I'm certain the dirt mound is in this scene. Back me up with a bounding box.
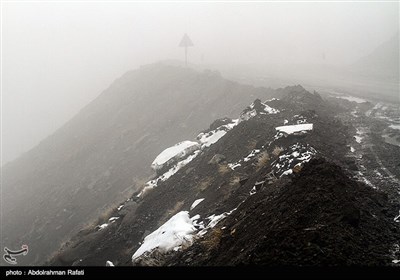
[167,158,400,266]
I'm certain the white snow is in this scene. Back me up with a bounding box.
[240,102,279,121]
[284,119,288,125]
[350,146,355,153]
[263,103,279,114]
[108,217,119,222]
[275,123,313,135]
[355,136,362,143]
[106,261,114,267]
[98,223,108,231]
[240,109,257,121]
[228,162,241,170]
[132,211,198,261]
[224,119,240,130]
[281,169,293,177]
[394,211,400,223]
[117,205,124,211]
[190,198,205,210]
[151,141,199,170]
[227,149,261,171]
[291,151,300,157]
[198,130,227,148]
[249,186,256,196]
[197,208,237,236]
[243,149,260,162]
[197,119,239,148]
[207,213,228,228]
[140,150,201,196]
[272,143,317,177]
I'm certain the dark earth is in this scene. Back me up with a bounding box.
[48,83,400,267]
[166,158,400,266]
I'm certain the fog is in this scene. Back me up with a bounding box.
[2,1,399,164]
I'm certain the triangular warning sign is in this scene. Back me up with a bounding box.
[179,33,194,47]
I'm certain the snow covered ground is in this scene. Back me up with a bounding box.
[272,143,317,177]
[190,198,205,210]
[275,124,313,135]
[132,211,198,261]
[139,151,201,197]
[240,100,279,121]
[151,141,200,170]
[197,119,239,148]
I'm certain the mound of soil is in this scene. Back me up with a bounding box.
[167,158,400,266]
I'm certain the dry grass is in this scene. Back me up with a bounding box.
[256,151,270,170]
[272,146,284,157]
[229,175,241,186]
[201,228,223,250]
[197,176,212,192]
[78,204,117,232]
[293,163,303,173]
[218,164,230,175]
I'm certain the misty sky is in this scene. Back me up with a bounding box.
[2,1,399,164]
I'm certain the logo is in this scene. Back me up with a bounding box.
[3,245,29,265]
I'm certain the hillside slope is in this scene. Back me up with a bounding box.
[2,63,274,265]
[50,85,399,266]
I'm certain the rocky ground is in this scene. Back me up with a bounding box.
[48,86,400,267]
[166,158,400,266]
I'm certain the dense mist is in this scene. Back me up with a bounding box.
[2,1,399,163]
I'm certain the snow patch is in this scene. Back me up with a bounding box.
[394,211,400,223]
[275,124,313,135]
[190,198,205,210]
[151,141,199,170]
[350,146,355,153]
[240,101,279,121]
[198,130,227,148]
[106,261,114,266]
[206,208,237,229]
[97,223,108,231]
[281,169,293,177]
[198,208,237,236]
[243,149,261,162]
[272,143,317,177]
[139,151,201,197]
[132,211,198,261]
[228,163,241,170]
[117,205,124,211]
[227,149,261,171]
[197,119,239,148]
[108,217,119,222]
